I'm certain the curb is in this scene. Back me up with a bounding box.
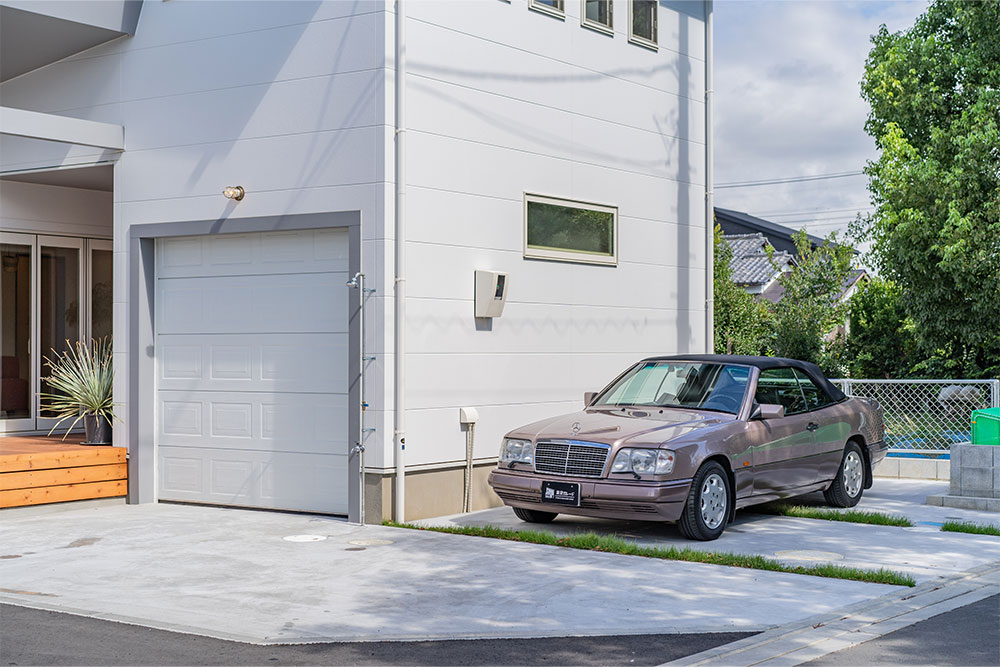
[662,560,1000,666]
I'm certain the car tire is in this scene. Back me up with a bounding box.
[678,461,730,541]
[824,441,865,508]
[512,507,558,523]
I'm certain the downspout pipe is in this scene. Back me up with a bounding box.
[704,0,715,354]
[394,0,407,522]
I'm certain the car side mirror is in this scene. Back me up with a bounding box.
[751,403,785,420]
[584,391,598,407]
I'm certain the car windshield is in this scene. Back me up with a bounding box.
[594,361,750,414]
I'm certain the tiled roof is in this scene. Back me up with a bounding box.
[723,233,793,286]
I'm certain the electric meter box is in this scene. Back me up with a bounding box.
[475,270,508,318]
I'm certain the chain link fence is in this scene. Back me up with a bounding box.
[832,379,1000,452]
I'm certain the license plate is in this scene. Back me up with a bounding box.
[541,480,580,507]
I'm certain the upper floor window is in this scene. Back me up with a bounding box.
[582,0,613,33]
[524,194,618,266]
[630,0,658,49]
[530,0,565,18]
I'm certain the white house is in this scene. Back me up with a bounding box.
[0,0,713,521]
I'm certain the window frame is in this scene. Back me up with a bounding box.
[792,368,836,412]
[755,367,809,416]
[523,193,619,266]
[529,0,566,19]
[628,0,658,50]
[581,0,614,35]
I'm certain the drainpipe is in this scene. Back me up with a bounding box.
[394,0,407,523]
[704,0,715,354]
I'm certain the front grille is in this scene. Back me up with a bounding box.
[534,440,609,478]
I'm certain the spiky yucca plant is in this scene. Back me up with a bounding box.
[40,337,116,438]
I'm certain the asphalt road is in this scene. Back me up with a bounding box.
[0,604,754,666]
[805,593,1000,666]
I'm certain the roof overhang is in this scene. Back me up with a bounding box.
[0,106,123,150]
[0,1,142,82]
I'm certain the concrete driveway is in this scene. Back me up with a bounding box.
[416,479,1000,583]
[2,501,900,645]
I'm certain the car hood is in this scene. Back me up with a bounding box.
[509,407,733,448]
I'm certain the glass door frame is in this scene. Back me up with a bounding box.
[0,232,37,433]
[0,234,110,434]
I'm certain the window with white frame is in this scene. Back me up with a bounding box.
[582,0,613,33]
[529,0,565,18]
[524,194,618,265]
[630,0,657,48]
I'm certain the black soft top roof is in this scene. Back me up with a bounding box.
[647,354,847,402]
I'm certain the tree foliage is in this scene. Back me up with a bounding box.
[713,226,772,356]
[860,1,1000,377]
[846,278,919,378]
[770,231,855,375]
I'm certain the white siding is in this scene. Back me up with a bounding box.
[0,180,112,238]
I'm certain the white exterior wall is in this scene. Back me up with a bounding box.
[1,0,708,493]
[390,0,708,472]
[0,1,389,457]
[0,180,112,238]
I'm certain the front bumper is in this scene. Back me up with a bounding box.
[488,469,692,522]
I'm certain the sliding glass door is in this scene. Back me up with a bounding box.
[0,233,111,434]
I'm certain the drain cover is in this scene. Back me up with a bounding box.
[283,535,327,543]
[774,550,844,561]
[349,539,394,546]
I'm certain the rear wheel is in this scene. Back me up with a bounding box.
[678,461,730,541]
[824,441,865,508]
[513,507,558,523]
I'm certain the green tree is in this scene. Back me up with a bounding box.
[770,231,855,375]
[846,278,919,378]
[860,1,1000,377]
[713,226,772,355]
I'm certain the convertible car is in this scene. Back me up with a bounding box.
[488,354,887,540]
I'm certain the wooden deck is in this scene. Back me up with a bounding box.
[0,435,127,508]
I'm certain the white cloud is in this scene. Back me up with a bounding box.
[714,0,927,243]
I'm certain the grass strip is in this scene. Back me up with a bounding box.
[384,521,915,587]
[940,521,1000,537]
[755,503,913,527]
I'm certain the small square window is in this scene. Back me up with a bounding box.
[629,0,658,49]
[524,194,618,266]
[529,0,565,19]
[582,0,613,34]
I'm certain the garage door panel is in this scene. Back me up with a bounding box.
[158,229,349,278]
[159,446,348,514]
[158,272,348,335]
[158,391,348,455]
[156,229,351,514]
[158,333,348,393]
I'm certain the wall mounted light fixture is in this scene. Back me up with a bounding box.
[222,185,245,201]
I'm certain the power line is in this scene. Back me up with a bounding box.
[716,170,865,189]
[761,205,873,218]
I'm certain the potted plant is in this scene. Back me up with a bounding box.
[40,337,116,445]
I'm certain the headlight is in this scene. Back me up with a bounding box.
[611,448,675,475]
[499,438,533,466]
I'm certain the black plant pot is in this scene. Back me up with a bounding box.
[82,414,112,445]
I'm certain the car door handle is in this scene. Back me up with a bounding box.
[806,423,819,432]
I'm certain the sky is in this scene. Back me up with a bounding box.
[713,0,928,247]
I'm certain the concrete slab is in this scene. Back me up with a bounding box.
[0,502,897,644]
[417,479,1000,583]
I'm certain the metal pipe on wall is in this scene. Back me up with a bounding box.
[704,0,715,354]
[394,0,407,523]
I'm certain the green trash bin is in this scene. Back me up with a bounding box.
[971,407,1000,446]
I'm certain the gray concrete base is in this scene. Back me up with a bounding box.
[875,456,949,481]
[927,494,1000,512]
[950,443,1000,498]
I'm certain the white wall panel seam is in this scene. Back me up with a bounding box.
[119,180,384,205]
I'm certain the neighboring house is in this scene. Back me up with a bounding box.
[0,1,713,522]
[716,206,827,257]
[722,233,795,297]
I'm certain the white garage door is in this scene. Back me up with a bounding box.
[155,229,350,514]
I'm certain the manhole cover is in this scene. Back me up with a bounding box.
[349,539,394,546]
[774,550,844,561]
[283,535,327,543]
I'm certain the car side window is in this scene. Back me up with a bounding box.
[755,368,807,415]
[793,369,834,411]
